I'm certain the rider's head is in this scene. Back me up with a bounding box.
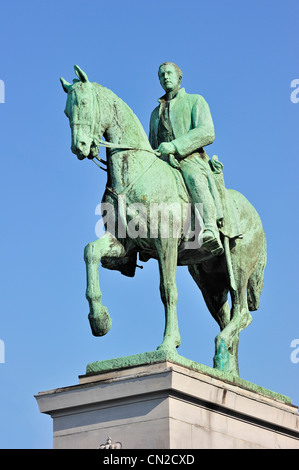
[158,62,182,94]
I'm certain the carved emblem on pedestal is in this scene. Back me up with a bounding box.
[99,436,122,449]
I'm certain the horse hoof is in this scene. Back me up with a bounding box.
[157,344,179,355]
[157,335,181,354]
[213,339,239,376]
[88,307,112,336]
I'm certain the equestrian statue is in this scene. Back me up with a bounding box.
[60,64,266,376]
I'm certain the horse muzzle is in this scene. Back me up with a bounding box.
[71,141,90,160]
[72,139,99,160]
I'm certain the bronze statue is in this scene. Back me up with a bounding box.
[60,65,266,376]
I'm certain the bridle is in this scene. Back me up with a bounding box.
[69,85,179,173]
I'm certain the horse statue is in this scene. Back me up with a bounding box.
[60,65,267,376]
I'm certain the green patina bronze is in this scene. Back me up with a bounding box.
[84,351,291,404]
[60,64,267,378]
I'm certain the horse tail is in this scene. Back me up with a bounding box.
[247,231,267,311]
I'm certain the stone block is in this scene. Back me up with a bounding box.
[35,355,299,449]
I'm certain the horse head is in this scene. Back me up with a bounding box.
[60,65,104,160]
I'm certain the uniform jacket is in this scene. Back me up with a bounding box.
[149,88,215,157]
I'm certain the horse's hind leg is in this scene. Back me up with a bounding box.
[214,284,252,376]
[156,240,181,353]
[84,232,126,336]
[188,265,230,331]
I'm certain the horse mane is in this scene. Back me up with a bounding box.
[92,82,151,148]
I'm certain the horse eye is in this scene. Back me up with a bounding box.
[82,99,88,106]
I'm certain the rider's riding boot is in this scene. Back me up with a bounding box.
[200,228,224,257]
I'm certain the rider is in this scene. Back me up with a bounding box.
[149,62,223,256]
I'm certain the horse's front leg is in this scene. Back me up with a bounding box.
[84,232,126,336]
[156,240,181,353]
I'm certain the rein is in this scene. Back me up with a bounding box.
[97,139,160,155]
[92,139,180,173]
[91,139,161,172]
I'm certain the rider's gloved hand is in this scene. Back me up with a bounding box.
[157,142,176,156]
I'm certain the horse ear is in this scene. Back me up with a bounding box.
[60,77,72,93]
[74,65,88,82]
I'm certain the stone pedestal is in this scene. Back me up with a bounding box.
[35,352,299,449]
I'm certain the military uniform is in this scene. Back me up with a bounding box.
[149,87,223,247]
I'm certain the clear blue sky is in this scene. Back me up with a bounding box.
[0,0,298,448]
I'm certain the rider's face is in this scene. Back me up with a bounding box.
[159,64,181,93]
